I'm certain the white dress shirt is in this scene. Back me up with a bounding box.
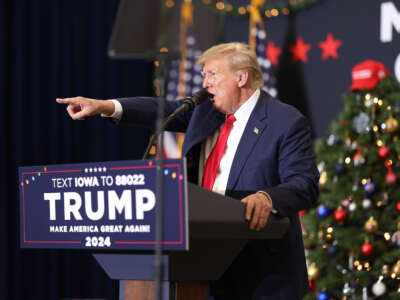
[201,89,260,195]
[105,99,123,119]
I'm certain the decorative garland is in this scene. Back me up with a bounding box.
[196,0,323,18]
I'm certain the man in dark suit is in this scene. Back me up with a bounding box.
[57,42,319,299]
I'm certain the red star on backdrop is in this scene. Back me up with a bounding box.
[318,33,342,60]
[266,41,282,66]
[289,37,311,63]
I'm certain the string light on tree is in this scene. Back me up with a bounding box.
[199,0,322,18]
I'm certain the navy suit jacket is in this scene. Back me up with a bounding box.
[118,90,319,299]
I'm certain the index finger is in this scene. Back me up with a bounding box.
[56,98,79,104]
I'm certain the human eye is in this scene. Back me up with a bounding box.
[201,70,218,79]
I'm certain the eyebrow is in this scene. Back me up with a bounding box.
[201,69,217,75]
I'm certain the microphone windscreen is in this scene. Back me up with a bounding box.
[192,89,211,105]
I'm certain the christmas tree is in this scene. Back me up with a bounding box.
[302,61,400,300]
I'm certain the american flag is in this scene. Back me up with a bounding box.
[163,24,277,158]
[165,34,204,101]
[163,27,203,158]
[253,24,278,97]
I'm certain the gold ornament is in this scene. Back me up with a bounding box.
[318,228,323,240]
[344,137,352,148]
[353,151,365,166]
[382,265,389,275]
[364,217,379,234]
[391,260,400,280]
[308,263,320,280]
[385,117,399,133]
[319,171,328,187]
[325,233,333,242]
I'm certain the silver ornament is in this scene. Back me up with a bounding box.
[362,198,372,209]
[343,282,351,295]
[392,231,400,247]
[364,97,373,107]
[362,286,368,300]
[372,280,386,296]
[353,112,371,134]
[327,134,338,146]
[318,161,325,173]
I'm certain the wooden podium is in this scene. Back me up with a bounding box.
[93,183,289,300]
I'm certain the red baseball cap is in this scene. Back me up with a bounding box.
[349,60,389,91]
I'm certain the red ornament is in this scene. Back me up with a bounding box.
[378,146,390,159]
[384,160,397,184]
[386,169,397,184]
[396,201,400,212]
[309,279,317,292]
[361,242,374,257]
[333,207,347,223]
[307,244,316,250]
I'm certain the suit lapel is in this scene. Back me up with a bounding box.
[226,92,270,194]
[182,105,224,156]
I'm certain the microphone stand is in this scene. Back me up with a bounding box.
[153,53,167,300]
[142,98,192,160]
[142,89,210,160]
[145,57,208,300]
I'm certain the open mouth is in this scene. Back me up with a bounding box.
[208,93,215,102]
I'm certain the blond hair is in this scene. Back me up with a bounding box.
[197,42,264,88]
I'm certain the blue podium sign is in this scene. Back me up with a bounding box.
[19,159,188,250]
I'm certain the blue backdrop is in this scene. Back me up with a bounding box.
[0,0,153,299]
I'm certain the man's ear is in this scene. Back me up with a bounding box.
[236,70,249,87]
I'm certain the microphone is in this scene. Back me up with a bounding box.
[159,89,211,124]
[181,88,212,110]
[142,89,211,159]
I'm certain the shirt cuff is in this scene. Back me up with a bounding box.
[257,190,278,214]
[101,99,122,120]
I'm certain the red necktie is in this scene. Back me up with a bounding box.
[202,114,236,190]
